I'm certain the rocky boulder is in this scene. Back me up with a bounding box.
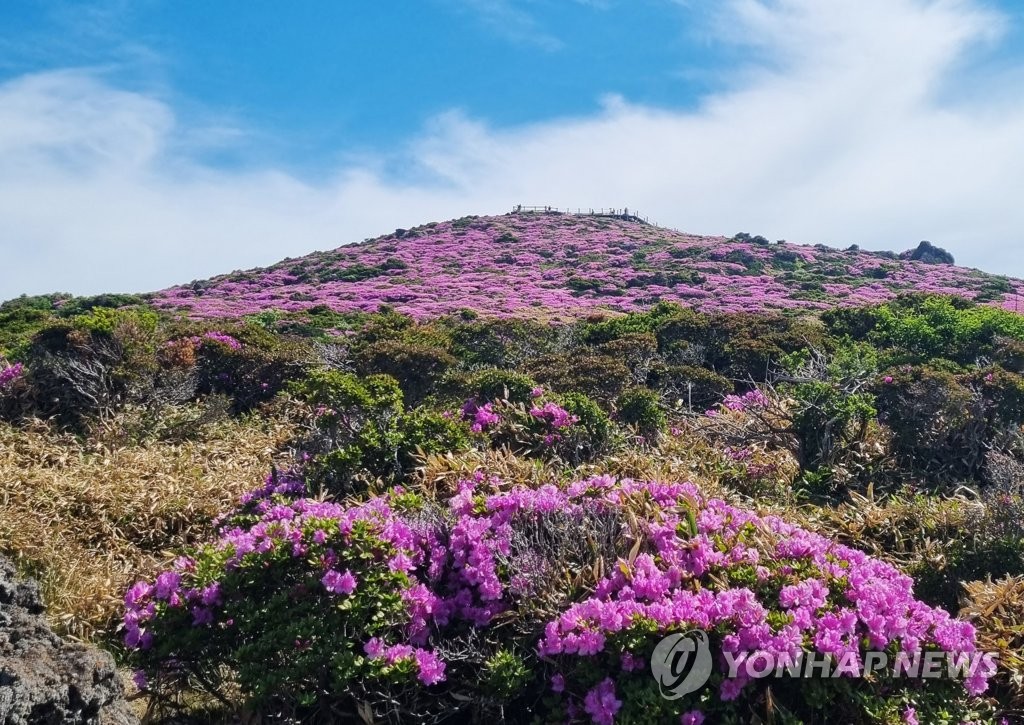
[0,557,138,725]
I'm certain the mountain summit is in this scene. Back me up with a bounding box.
[154,210,1024,321]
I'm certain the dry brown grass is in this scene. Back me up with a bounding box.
[415,427,735,502]
[961,576,1024,706]
[777,488,974,570]
[0,403,296,641]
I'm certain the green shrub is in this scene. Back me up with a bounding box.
[292,370,469,493]
[448,318,558,368]
[581,301,686,345]
[784,380,876,472]
[399,408,471,467]
[615,387,666,440]
[291,371,405,493]
[826,294,1024,366]
[714,313,826,381]
[353,340,455,406]
[647,363,733,411]
[459,368,539,405]
[193,329,308,412]
[54,293,149,318]
[0,304,55,359]
[593,333,658,385]
[20,309,165,424]
[976,367,1024,424]
[994,336,1024,374]
[874,366,987,481]
[527,353,630,404]
[556,392,614,463]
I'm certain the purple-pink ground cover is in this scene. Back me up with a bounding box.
[153,212,1023,322]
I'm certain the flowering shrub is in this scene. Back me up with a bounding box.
[529,401,580,431]
[189,331,243,350]
[0,361,24,389]
[125,473,994,723]
[152,214,1024,321]
[463,390,613,464]
[716,389,771,414]
[462,398,503,433]
[0,360,29,419]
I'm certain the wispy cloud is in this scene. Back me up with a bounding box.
[3,0,1024,297]
[445,0,564,51]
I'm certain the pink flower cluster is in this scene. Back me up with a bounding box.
[530,402,580,429]
[364,638,447,685]
[536,489,992,707]
[461,399,501,433]
[0,362,23,389]
[152,213,1022,323]
[721,389,770,412]
[189,331,243,350]
[124,471,991,719]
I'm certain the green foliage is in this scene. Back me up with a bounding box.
[874,366,987,481]
[581,302,687,345]
[348,309,416,346]
[292,369,403,419]
[784,380,876,472]
[593,332,658,384]
[55,293,150,318]
[354,340,455,406]
[826,294,1024,365]
[480,650,532,700]
[133,503,413,711]
[715,313,827,381]
[193,329,308,412]
[647,363,733,411]
[292,370,468,493]
[399,407,471,465]
[528,353,631,404]
[448,318,557,368]
[459,367,539,405]
[0,305,55,359]
[557,392,614,463]
[615,387,666,440]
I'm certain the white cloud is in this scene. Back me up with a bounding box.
[445,0,564,51]
[2,0,1024,298]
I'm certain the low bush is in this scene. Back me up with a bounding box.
[126,475,996,724]
[647,363,733,412]
[593,333,658,386]
[874,367,988,481]
[190,327,309,412]
[527,354,632,405]
[460,390,612,465]
[457,367,540,406]
[353,339,456,406]
[292,370,470,494]
[448,318,559,368]
[614,387,665,441]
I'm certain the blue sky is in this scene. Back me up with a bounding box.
[1,1,734,173]
[2,0,1024,296]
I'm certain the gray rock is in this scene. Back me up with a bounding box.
[0,557,138,725]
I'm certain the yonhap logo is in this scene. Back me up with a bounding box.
[650,630,713,699]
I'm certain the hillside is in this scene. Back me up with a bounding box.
[4,212,1024,723]
[155,210,1024,321]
